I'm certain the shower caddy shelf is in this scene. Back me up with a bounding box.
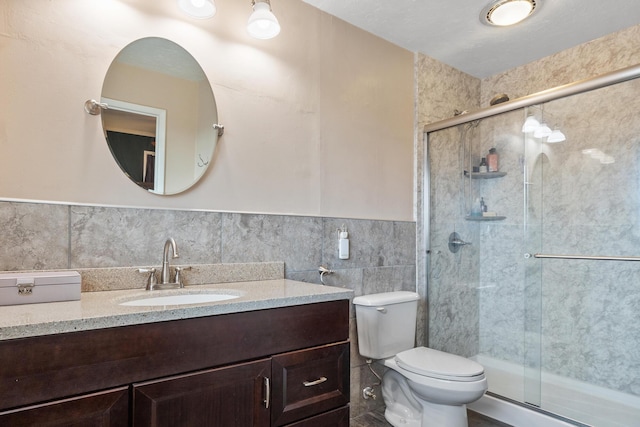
[464,171,507,179]
[463,171,507,221]
[465,215,506,221]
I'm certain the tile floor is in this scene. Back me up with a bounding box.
[350,407,513,427]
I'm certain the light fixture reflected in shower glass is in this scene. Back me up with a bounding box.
[178,0,217,19]
[533,123,552,138]
[482,0,537,26]
[583,148,615,164]
[521,115,540,132]
[247,0,281,39]
[546,129,566,143]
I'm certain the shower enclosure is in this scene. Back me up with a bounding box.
[422,64,640,427]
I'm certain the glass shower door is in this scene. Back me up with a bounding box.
[522,105,544,409]
[523,78,640,426]
[427,110,538,408]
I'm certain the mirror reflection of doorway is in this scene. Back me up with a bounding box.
[101,99,166,193]
[143,150,155,189]
[105,131,156,189]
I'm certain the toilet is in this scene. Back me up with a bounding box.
[353,291,487,427]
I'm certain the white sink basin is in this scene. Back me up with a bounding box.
[120,293,239,307]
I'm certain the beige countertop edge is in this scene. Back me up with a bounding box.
[0,279,353,341]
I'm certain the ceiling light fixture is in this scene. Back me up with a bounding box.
[482,0,537,27]
[247,0,281,40]
[177,0,217,19]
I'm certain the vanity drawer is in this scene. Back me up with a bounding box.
[271,341,349,426]
[0,386,128,426]
[284,406,349,427]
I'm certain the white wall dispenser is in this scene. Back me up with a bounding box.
[338,225,349,260]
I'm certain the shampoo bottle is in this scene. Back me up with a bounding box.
[487,148,499,172]
[471,198,482,217]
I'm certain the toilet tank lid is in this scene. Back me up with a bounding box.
[353,291,420,306]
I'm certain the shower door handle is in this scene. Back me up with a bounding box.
[532,253,640,262]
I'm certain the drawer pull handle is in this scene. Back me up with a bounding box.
[303,376,327,387]
[263,377,270,408]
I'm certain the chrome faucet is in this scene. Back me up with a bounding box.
[161,238,179,284]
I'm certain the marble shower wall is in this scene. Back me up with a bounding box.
[481,25,640,106]
[427,72,640,398]
[426,126,481,358]
[0,200,416,418]
[425,109,527,361]
[415,53,482,356]
[475,110,528,365]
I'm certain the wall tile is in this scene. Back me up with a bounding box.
[0,201,69,270]
[220,213,323,273]
[323,218,416,268]
[350,363,386,419]
[310,267,364,296]
[361,265,416,295]
[481,26,640,105]
[70,206,222,268]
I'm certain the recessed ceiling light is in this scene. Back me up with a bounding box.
[481,0,537,27]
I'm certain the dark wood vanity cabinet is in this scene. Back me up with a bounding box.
[0,300,350,426]
[133,359,272,427]
[131,341,350,427]
[0,387,129,427]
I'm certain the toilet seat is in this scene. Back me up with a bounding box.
[395,347,485,382]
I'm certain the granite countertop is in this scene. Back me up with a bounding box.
[0,279,353,341]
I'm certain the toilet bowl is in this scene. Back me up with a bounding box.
[353,292,488,427]
[382,348,487,427]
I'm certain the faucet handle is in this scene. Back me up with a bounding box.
[138,268,158,290]
[174,266,191,288]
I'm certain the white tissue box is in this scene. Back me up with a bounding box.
[0,271,81,306]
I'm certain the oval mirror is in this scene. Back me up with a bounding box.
[101,37,219,195]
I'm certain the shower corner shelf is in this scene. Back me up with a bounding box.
[465,215,506,221]
[464,171,507,179]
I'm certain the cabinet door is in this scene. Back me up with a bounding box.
[0,387,128,427]
[271,341,350,426]
[133,358,270,427]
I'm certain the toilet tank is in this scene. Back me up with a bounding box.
[352,291,420,359]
